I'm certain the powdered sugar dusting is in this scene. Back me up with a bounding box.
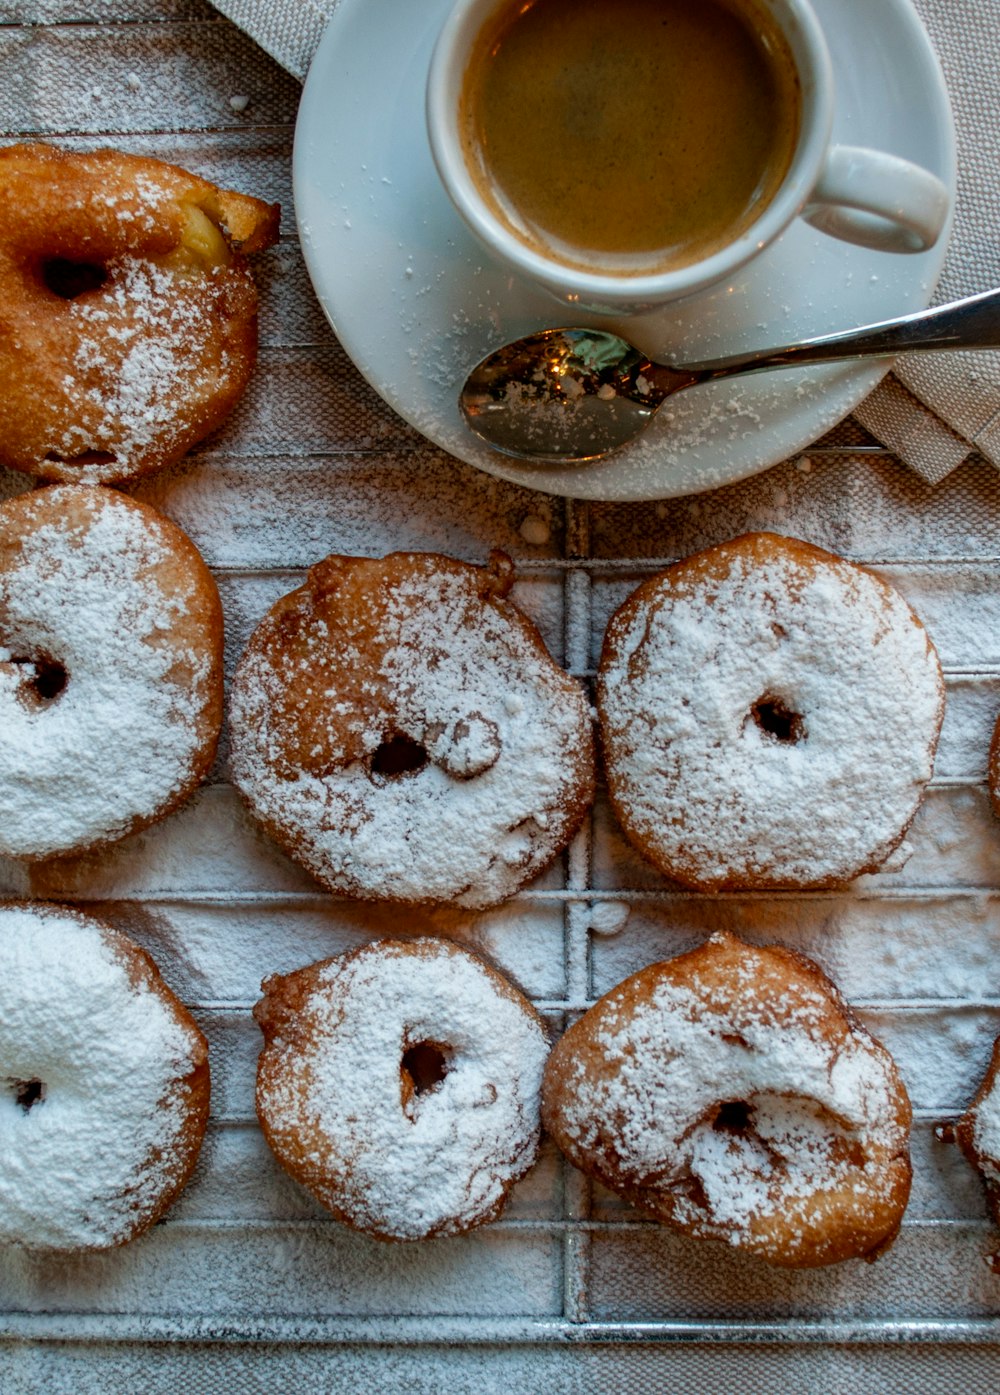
[598,535,945,888]
[0,485,219,858]
[256,939,550,1240]
[970,1055,1000,1186]
[229,554,593,908]
[55,255,229,481]
[0,902,203,1250]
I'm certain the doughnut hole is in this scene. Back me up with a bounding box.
[400,1039,451,1119]
[6,1076,45,1112]
[41,257,107,300]
[8,653,68,706]
[749,693,805,744]
[370,733,429,782]
[709,1097,785,1168]
[713,1099,754,1134]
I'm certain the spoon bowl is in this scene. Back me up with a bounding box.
[460,287,1000,463]
[460,329,699,463]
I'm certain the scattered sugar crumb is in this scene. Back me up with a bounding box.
[590,902,631,937]
[519,514,550,546]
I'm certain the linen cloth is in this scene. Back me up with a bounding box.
[208,0,1000,484]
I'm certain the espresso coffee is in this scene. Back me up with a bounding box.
[458,0,801,275]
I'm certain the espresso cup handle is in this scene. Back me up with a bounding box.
[802,145,949,254]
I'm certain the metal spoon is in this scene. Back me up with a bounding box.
[460,286,1000,462]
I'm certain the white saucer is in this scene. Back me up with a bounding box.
[293,0,955,502]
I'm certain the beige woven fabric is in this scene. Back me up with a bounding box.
[206,0,335,79]
[856,0,1000,481]
[210,0,1000,485]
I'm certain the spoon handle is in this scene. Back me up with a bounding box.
[675,286,1000,382]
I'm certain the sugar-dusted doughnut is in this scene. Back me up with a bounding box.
[0,901,209,1250]
[254,937,550,1240]
[989,713,1000,821]
[0,484,223,859]
[0,143,279,484]
[944,1032,1000,1271]
[597,532,944,891]
[543,932,912,1268]
[229,550,595,908]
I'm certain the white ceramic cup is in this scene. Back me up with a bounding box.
[426,0,950,314]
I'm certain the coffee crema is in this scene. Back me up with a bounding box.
[458,0,801,275]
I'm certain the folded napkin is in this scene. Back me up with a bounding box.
[853,0,1000,484]
[208,0,334,82]
[211,0,1000,485]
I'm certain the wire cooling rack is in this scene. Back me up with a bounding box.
[2,447,1000,1347]
[2,3,1000,1367]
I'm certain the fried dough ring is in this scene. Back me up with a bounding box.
[254,937,549,1240]
[0,901,209,1250]
[0,143,279,483]
[989,713,1000,821]
[597,532,944,891]
[946,1032,1000,1272]
[229,550,595,908]
[0,484,224,859]
[542,932,912,1268]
